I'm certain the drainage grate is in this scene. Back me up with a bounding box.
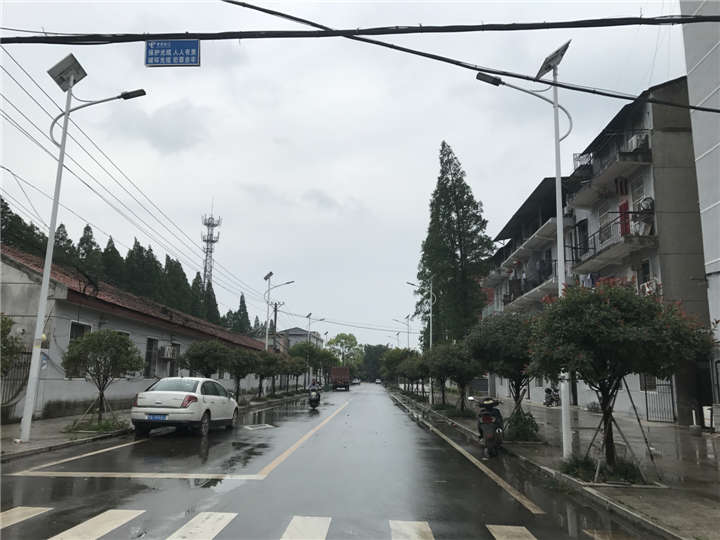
[242,424,275,430]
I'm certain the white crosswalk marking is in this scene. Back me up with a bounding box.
[48,509,144,540]
[167,512,237,540]
[280,516,332,540]
[389,520,435,540]
[487,524,538,540]
[0,507,52,529]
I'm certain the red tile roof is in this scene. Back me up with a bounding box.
[1,244,264,351]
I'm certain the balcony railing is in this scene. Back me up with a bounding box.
[503,259,559,306]
[573,211,656,273]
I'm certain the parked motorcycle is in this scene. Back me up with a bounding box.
[469,396,504,457]
[544,387,561,407]
[308,390,320,410]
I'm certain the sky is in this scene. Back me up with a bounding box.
[0,1,689,348]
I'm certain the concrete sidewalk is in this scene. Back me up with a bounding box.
[458,400,720,540]
[1,410,133,462]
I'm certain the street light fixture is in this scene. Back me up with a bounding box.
[393,315,411,348]
[475,40,573,459]
[19,54,146,443]
[264,273,293,350]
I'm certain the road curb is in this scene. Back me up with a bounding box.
[1,394,305,464]
[390,392,688,540]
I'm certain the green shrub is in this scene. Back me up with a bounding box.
[63,418,129,433]
[504,410,540,441]
[560,454,645,484]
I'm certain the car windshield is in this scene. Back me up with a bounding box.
[148,379,198,393]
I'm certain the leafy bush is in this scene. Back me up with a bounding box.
[504,410,540,441]
[585,402,601,413]
[560,454,645,484]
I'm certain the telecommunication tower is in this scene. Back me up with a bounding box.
[201,211,221,288]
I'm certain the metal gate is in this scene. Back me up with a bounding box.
[645,378,675,422]
[1,350,31,407]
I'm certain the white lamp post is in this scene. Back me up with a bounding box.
[263,272,293,351]
[476,40,573,459]
[19,54,146,442]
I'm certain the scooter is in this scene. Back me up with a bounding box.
[469,396,504,457]
[308,390,320,410]
[544,387,560,407]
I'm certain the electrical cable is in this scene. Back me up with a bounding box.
[3,13,720,44]
[1,47,267,300]
[222,1,720,115]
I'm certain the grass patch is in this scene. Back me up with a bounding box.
[62,417,129,433]
[560,454,646,484]
[432,403,475,418]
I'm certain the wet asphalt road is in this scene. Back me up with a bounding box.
[2,385,641,539]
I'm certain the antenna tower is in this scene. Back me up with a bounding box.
[201,210,221,288]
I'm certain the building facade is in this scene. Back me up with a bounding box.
[681,0,720,425]
[278,327,323,349]
[484,77,712,425]
[1,246,265,420]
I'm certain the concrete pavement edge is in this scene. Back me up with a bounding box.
[388,391,690,540]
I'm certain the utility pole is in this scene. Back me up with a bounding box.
[263,272,273,351]
[201,208,221,289]
[271,301,284,351]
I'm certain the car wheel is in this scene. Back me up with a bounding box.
[198,411,210,437]
[226,409,238,430]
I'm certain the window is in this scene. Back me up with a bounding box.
[201,381,216,395]
[631,177,645,211]
[169,343,180,377]
[535,376,544,388]
[69,321,91,342]
[640,259,651,285]
[148,379,198,392]
[597,200,611,244]
[639,373,657,392]
[67,322,91,377]
[214,382,228,397]
[144,338,158,378]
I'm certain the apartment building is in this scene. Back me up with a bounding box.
[485,77,711,425]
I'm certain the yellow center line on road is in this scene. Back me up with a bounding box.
[258,400,350,478]
[420,419,545,515]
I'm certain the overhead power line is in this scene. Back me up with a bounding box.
[279,309,421,335]
[226,2,720,115]
[2,14,719,45]
[1,47,267,301]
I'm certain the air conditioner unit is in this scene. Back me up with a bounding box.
[627,133,648,153]
[159,345,178,360]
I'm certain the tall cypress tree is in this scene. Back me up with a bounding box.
[190,272,205,319]
[77,224,103,279]
[102,237,125,288]
[54,224,77,267]
[204,282,221,324]
[162,256,192,313]
[417,141,493,345]
[237,294,251,334]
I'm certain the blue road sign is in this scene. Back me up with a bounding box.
[145,39,200,67]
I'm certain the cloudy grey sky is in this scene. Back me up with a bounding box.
[1,1,688,347]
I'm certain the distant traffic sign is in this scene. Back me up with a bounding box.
[145,39,200,67]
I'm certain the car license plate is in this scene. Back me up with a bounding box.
[147,414,167,421]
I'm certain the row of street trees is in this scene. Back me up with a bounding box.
[382,279,714,467]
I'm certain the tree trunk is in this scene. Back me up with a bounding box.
[97,390,104,423]
[441,380,446,405]
[257,376,264,398]
[600,388,617,468]
[271,376,276,396]
[235,378,241,401]
[458,385,466,411]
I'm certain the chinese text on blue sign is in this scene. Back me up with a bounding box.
[145,40,200,67]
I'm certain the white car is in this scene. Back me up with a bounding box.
[131,377,238,437]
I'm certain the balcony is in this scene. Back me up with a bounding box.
[498,217,575,272]
[482,267,505,288]
[569,134,652,209]
[573,213,656,274]
[503,260,567,312]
